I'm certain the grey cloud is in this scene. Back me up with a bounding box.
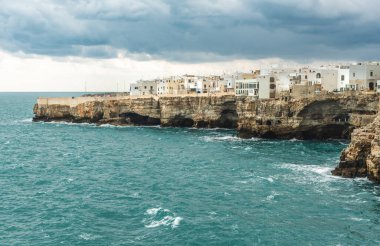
[1,0,380,62]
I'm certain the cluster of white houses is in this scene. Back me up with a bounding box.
[129,62,380,99]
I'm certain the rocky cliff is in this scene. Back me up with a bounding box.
[332,112,380,182]
[237,94,378,139]
[33,94,379,140]
[33,95,238,128]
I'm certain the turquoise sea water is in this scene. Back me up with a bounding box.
[1,93,380,245]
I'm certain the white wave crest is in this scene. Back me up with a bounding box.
[43,121,96,127]
[146,207,161,215]
[289,138,302,142]
[278,163,348,185]
[350,217,366,222]
[79,233,99,241]
[202,135,259,142]
[280,163,333,176]
[20,118,33,123]
[266,191,280,201]
[143,207,183,229]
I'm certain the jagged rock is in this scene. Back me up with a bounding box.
[332,114,380,182]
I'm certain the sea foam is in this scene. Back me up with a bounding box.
[143,207,183,229]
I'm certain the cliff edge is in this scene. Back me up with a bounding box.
[332,114,380,182]
[33,94,379,140]
[237,94,378,139]
[33,95,238,128]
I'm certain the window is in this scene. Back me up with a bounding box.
[353,73,356,77]
[305,75,308,79]
[341,75,345,81]
[370,71,374,77]
[316,73,321,79]
[144,86,147,89]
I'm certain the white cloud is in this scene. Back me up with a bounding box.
[0,49,292,91]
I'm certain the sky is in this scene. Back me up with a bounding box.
[1,0,380,91]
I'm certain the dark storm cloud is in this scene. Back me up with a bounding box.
[1,0,380,62]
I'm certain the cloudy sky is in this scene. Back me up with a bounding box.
[1,0,379,91]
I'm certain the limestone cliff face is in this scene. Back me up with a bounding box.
[33,95,238,128]
[237,94,378,139]
[159,96,237,128]
[332,114,380,182]
[34,94,378,140]
[34,98,161,124]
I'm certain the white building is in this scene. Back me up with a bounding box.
[133,80,157,96]
[156,79,166,95]
[235,76,273,99]
[256,75,274,99]
[349,62,380,90]
[315,68,339,92]
[129,82,140,96]
[182,75,197,93]
[194,77,206,93]
[337,66,350,91]
[297,67,317,86]
[220,73,242,92]
[235,79,259,97]
[269,68,298,93]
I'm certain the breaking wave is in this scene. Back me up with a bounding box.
[202,135,259,142]
[143,207,183,229]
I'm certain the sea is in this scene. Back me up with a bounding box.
[0,92,380,245]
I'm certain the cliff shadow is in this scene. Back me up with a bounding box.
[297,99,351,139]
[165,115,195,127]
[120,112,160,126]
[216,109,238,128]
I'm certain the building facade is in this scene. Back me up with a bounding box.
[349,62,380,90]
